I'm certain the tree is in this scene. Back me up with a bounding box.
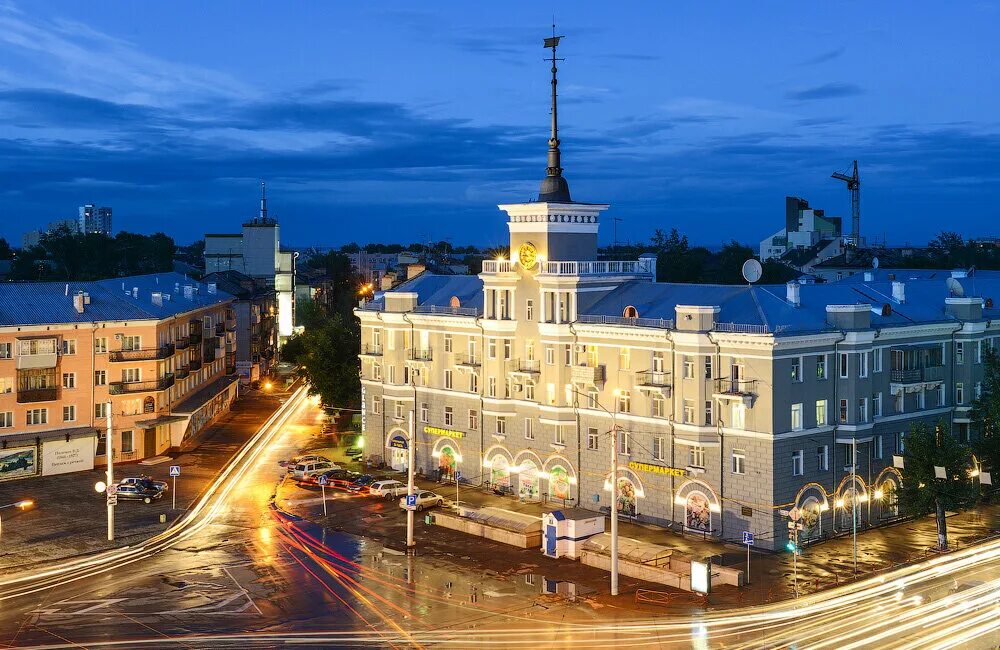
[284,313,361,409]
[0,238,12,260]
[971,346,1000,480]
[899,421,977,550]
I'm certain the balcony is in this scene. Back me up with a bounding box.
[455,353,480,367]
[571,364,606,385]
[508,359,541,375]
[188,359,203,372]
[538,260,654,277]
[713,378,758,406]
[174,365,190,380]
[174,336,190,350]
[16,387,58,403]
[189,330,203,345]
[109,344,174,363]
[407,349,433,362]
[890,365,945,385]
[215,323,225,336]
[360,344,383,356]
[109,373,175,395]
[635,370,672,392]
[204,347,217,363]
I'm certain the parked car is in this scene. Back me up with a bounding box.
[114,483,164,504]
[280,454,330,469]
[369,480,409,499]
[345,446,364,460]
[347,474,384,493]
[398,491,444,511]
[120,476,168,492]
[301,468,353,487]
[290,461,337,481]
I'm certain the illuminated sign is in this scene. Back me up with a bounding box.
[389,435,408,449]
[628,461,687,477]
[423,426,465,439]
[691,559,712,594]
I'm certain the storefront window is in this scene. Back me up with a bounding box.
[617,478,638,517]
[438,446,456,481]
[518,460,540,501]
[549,466,571,501]
[490,456,510,488]
[685,491,711,532]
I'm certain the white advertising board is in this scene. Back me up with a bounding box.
[42,437,95,476]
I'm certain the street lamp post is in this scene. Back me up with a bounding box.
[107,400,115,541]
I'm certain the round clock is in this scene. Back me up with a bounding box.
[517,242,538,270]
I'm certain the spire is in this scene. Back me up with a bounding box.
[538,25,572,203]
[259,180,268,221]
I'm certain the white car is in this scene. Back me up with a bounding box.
[291,461,337,481]
[370,480,409,499]
[281,454,330,469]
[398,490,445,512]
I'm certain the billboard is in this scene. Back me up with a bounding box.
[0,445,38,481]
[42,437,95,476]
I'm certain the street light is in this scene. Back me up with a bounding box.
[0,499,34,542]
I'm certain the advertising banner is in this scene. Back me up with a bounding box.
[0,445,38,481]
[42,437,95,476]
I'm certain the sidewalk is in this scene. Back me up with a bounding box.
[0,387,290,571]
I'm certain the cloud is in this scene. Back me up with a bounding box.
[785,82,866,101]
[798,46,846,66]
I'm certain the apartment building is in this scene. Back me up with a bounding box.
[201,270,278,383]
[0,273,238,483]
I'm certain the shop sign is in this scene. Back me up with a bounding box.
[389,435,408,450]
[423,426,465,439]
[628,461,686,477]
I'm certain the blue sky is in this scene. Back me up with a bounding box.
[1,1,998,249]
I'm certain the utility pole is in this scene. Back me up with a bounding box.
[610,423,619,596]
[852,437,858,576]
[406,410,416,551]
[106,401,114,542]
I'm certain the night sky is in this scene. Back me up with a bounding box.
[2,1,998,249]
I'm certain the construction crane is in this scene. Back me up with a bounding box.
[831,160,861,247]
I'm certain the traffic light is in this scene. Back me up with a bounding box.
[786,540,797,553]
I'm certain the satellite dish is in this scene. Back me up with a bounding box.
[872,257,879,270]
[741,259,763,284]
[946,277,965,297]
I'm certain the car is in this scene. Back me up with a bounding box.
[290,461,337,481]
[120,476,168,492]
[280,454,330,469]
[347,474,384,493]
[345,446,364,459]
[301,468,353,487]
[114,483,164,504]
[398,491,445,512]
[369,480,409,499]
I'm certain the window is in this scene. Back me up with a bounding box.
[689,445,705,468]
[546,383,555,404]
[839,399,849,423]
[62,339,76,355]
[545,347,554,365]
[652,395,666,418]
[488,377,497,398]
[394,401,404,419]
[617,390,631,413]
[93,370,107,386]
[488,339,497,359]
[443,334,452,353]
[26,408,48,425]
[653,352,666,373]
[587,389,599,409]
[95,402,109,419]
[704,400,713,426]
[873,392,882,417]
[18,338,56,356]
[975,382,982,400]
[0,412,11,428]
[683,399,695,424]
[919,389,927,409]
[816,399,827,426]
[839,353,849,378]
[873,349,882,373]
[704,356,713,379]
[619,347,631,370]
[976,340,983,364]
[122,368,141,383]
[791,358,802,382]
[0,377,11,394]
[564,345,572,366]
[555,425,566,445]
[444,370,453,390]
[62,372,75,389]
[372,399,381,415]
[0,342,10,359]
[469,373,478,393]
[874,435,883,459]
[121,430,134,453]
[896,431,906,453]
[956,342,965,365]
[956,382,964,405]
[95,337,108,354]
[525,299,534,321]
[817,445,829,471]
[618,431,631,456]
[121,335,141,351]
[653,436,665,461]
[732,449,746,475]
[387,365,396,384]
[503,339,512,360]
[587,427,599,450]
[858,352,868,378]
[496,416,507,435]
[468,410,478,429]
[420,403,428,423]
[683,356,694,379]
[792,450,804,476]
[444,407,453,426]
[731,402,746,429]
[817,355,828,379]
[895,391,904,414]
[791,403,803,431]
[372,363,382,381]
[63,404,76,422]
[858,398,868,423]
[938,383,946,407]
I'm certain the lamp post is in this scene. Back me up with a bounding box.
[0,500,34,542]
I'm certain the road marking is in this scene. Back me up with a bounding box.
[222,565,263,616]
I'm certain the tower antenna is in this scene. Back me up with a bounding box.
[538,24,572,202]
[259,180,268,221]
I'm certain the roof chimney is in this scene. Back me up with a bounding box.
[132,286,139,298]
[786,281,801,307]
[151,291,163,307]
[72,291,85,314]
[892,281,905,304]
[863,271,874,281]
[183,285,194,300]
[207,282,217,295]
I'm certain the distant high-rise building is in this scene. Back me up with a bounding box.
[78,204,113,236]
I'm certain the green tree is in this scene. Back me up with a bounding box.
[0,238,12,260]
[899,421,977,550]
[971,346,1000,481]
[285,313,361,409]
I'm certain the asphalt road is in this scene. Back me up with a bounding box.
[0,392,997,648]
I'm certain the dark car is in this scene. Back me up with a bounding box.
[347,474,384,493]
[345,446,364,460]
[114,483,164,504]
[310,468,358,489]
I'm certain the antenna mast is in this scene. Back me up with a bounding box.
[538,25,572,202]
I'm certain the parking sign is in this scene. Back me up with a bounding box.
[169,465,181,477]
[742,531,754,546]
[318,474,328,486]
[405,494,417,508]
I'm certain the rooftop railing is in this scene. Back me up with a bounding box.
[577,314,675,330]
[538,260,653,276]
[413,305,480,317]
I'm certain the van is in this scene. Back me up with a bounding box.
[369,480,408,499]
[291,461,336,481]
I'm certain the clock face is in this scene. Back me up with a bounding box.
[517,242,538,270]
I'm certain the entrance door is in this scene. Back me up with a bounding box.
[545,525,557,557]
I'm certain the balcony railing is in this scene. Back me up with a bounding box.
[714,378,758,396]
[16,387,58,403]
[636,370,671,387]
[577,314,675,330]
[109,344,174,362]
[360,344,383,356]
[407,349,433,362]
[109,373,175,395]
[174,336,190,350]
[455,353,481,367]
[509,359,541,374]
[571,364,606,385]
[215,323,225,336]
[413,305,481,317]
[204,347,217,363]
[188,359,203,372]
[174,365,190,380]
[190,331,203,345]
[538,260,654,277]
[890,365,945,384]
[481,260,515,274]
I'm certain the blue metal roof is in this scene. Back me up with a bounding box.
[0,272,233,326]
[383,273,484,311]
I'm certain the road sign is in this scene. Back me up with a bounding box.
[107,484,118,496]
[405,494,417,508]
[318,474,328,486]
[788,507,801,522]
[106,495,118,506]
[742,531,754,546]
[169,465,181,477]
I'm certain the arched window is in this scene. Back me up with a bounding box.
[622,305,639,318]
[449,296,461,308]
[685,491,711,532]
[143,396,155,413]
